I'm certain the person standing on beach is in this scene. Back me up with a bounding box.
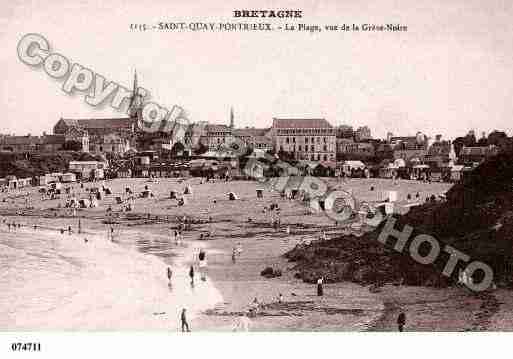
[232,247,237,264]
[317,277,324,296]
[397,312,406,332]
[189,265,195,285]
[198,249,207,281]
[278,293,284,304]
[180,308,190,332]
[167,267,173,283]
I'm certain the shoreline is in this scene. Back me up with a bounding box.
[0,223,223,330]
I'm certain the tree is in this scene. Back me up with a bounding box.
[170,142,185,157]
[463,132,477,147]
[453,137,466,158]
[487,130,507,146]
[194,141,208,155]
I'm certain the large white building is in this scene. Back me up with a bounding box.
[272,118,336,162]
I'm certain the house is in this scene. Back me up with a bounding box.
[40,135,66,152]
[459,145,499,165]
[336,138,375,160]
[0,135,40,152]
[90,133,131,155]
[54,117,136,138]
[68,161,108,180]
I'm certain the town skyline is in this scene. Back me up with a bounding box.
[2,0,513,139]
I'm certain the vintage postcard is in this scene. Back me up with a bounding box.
[1,0,512,357]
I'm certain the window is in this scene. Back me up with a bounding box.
[286,137,290,144]
[317,137,320,143]
[323,145,327,151]
[292,137,296,143]
[323,155,328,161]
[311,145,314,151]
[305,138,308,143]
[311,137,315,143]
[323,137,327,143]
[317,154,320,161]
[299,145,302,151]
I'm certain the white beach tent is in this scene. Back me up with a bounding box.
[393,158,406,168]
[343,160,366,170]
[228,192,239,200]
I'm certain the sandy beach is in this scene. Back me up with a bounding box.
[2,177,505,331]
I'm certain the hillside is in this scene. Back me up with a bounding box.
[285,153,513,290]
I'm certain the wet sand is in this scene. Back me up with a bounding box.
[0,226,221,330]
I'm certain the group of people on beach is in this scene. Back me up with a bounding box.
[4,220,21,231]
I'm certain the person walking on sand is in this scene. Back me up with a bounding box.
[397,312,406,332]
[317,277,324,296]
[232,247,237,264]
[180,308,190,332]
[167,267,173,283]
[189,265,195,284]
[198,249,207,281]
[278,293,284,304]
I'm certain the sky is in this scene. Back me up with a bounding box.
[1,0,512,140]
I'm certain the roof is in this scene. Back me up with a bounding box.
[343,160,366,168]
[233,128,270,137]
[461,146,497,155]
[251,136,273,144]
[451,165,465,171]
[41,135,65,145]
[247,149,268,159]
[1,136,41,145]
[394,158,406,167]
[390,136,417,142]
[69,161,103,165]
[319,161,336,169]
[272,118,333,129]
[205,124,231,133]
[297,160,320,170]
[61,118,134,130]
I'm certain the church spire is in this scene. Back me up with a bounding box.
[129,69,142,119]
[229,107,234,129]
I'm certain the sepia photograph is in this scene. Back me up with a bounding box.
[1,0,513,357]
